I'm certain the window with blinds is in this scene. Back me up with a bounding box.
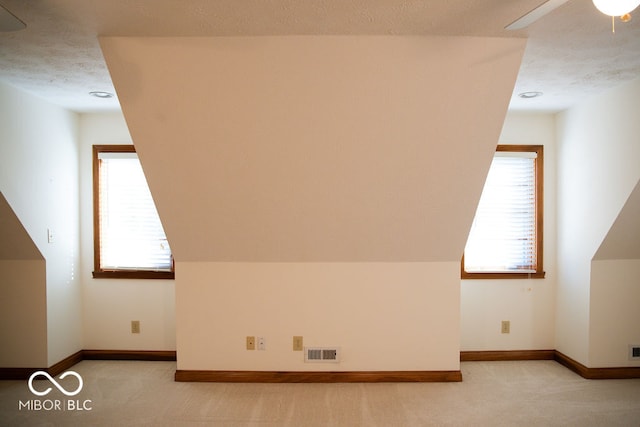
[462,145,544,279]
[93,145,174,279]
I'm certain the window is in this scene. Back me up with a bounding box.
[93,145,174,279]
[462,145,544,279]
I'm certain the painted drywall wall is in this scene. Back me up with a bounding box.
[101,36,525,370]
[590,163,640,368]
[102,36,525,263]
[460,112,557,352]
[0,192,44,261]
[0,81,82,367]
[0,193,47,367]
[556,77,640,366]
[0,260,47,367]
[78,113,176,351]
[177,262,460,371]
[594,179,640,260]
[590,260,640,367]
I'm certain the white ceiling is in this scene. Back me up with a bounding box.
[0,0,639,113]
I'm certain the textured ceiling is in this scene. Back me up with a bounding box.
[0,0,639,112]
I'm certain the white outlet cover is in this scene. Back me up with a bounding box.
[257,336,266,350]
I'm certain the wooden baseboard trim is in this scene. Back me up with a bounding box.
[0,368,42,380]
[0,350,83,380]
[82,350,177,361]
[175,370,463,383]
[554,351,640,380]
[461,350,640,379]
[48,350,84,376]
[0,349,177,380]
[461,350,555,362]
[4,349,638,381]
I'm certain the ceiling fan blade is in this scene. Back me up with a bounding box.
[506,0,569,30]
[0,3,26,32]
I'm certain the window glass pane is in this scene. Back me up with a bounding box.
[464,152,537,273]
[99,156,172,271]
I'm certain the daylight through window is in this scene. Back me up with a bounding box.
[93,145,174,279]
[462,145,544,279]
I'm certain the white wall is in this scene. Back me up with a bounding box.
[102,36,525,264]
[0,81,82,366]
[0,260,47,367]
[556,77,640,366]
[80,114,564,361]
[590,260,640,367]
[460,112,557,352]
[177,262,460,371]
[102,35,526,372]
[78,113,176,351]
[0,193,47,367]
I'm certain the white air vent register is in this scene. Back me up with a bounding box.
[304,347,341,363]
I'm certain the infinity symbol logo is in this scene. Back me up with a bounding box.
[28,371,83,397]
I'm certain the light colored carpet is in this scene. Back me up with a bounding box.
[1,360,639,426]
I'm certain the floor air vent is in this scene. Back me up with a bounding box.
[304,347,340,363]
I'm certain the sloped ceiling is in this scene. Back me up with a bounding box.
[594,179,640,260]
[0,192,43,260]
[102,36,525,262]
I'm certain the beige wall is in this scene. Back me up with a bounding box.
[460,112,557,352]
[556,77,640,366]
[0,260,47,367]
[101,36,525,371]
[77,112,562,363]
[3,38,638,370]
[0,81,82,367]
[590,260,640,367]
[177,262,460,371]
[78,113,176,351]
[102,36,525,263]
[0,192,47,367]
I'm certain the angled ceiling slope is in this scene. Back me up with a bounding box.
[0,192,43,260]
[102,36,525,262]
[594,179,640,260]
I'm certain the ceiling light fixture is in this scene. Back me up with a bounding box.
[89,91,114,99]
[592,0,640,31]
[518,91,544,99]
[592,0,640,17]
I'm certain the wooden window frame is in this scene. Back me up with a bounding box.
[461,144,545,280]
[93,145,175,279]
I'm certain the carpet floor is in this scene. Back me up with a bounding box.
[1,360,639,426]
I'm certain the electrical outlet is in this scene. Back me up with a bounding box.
[501,320,510,334]
[246,336,255,350]
[257,336,266,351]
[293,336,303,351]
[131,320,140,334]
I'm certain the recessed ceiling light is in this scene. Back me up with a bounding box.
[518,91,544,99]
[89,91,114,99]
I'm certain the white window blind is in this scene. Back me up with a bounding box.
[98,152,172,272]
[464,150,538,273]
